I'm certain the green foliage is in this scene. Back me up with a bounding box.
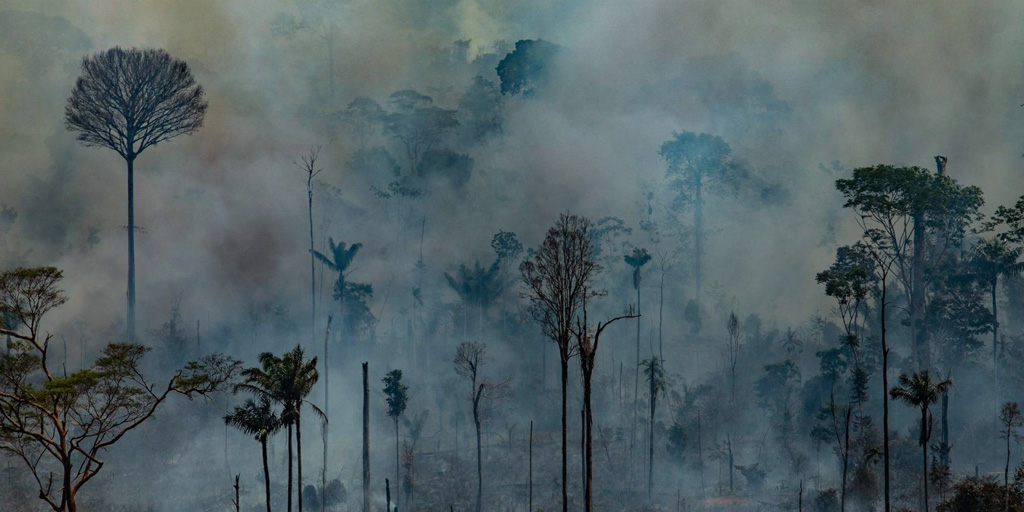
[659,131,746,210]
[490,230,523,262]
[224,396,281,443]
[458,76,503,141]
[624,247,652,289]
[495,39,560,96]
[445,259,505,312]
[937,478,1024,512]
[312,238,375,337]
[382,369,409,421]
[665,421,687,466]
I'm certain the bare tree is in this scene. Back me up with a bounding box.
[726,312,741,404]
[1000,402,1024,512]
[297,148,323,344]
[0,267,238,512]
[521,213,601,512]
[573,302,637,512]
[453,342,511,512]
[64,47,207,342]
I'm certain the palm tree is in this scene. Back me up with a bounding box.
[225,396,282,512]
[641,356,667,500]
[236,346,325,512]
[889,370,952,512]
[444,258,504,337]
[312,238,367,338]
[625,248,652,464]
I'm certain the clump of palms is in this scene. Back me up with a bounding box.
[889,370,952,512]
[235,345,325,512]
[225,396,282,512]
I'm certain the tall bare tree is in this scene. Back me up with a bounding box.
[453,342,511,512]
[521,213,601,512]
[65,47,207,342]
[297,148,323,343]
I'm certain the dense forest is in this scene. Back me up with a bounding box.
[2,1,1024,512]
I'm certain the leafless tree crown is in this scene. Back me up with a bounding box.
[65,47,207,159]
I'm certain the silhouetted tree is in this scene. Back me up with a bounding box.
[382,90,458,175]
[453,342,511,512]
[889,370,952,512]
[1000,402,1024,512]
[65,47,207,342]
[572,301,636,512]
[659,131,745,324]
[236,346,324,512]
[0,267,238,512]
[625,248,652,436]
[225,396,282,512]
[313,238,374,339]
[641,356,668,500]
[521,213,601,512]
[496,39,560,96]
[382,369,408,510]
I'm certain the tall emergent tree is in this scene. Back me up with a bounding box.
[521,213,601,512]
[382,369,408,510]
[453,342,511,512]
[836,164,983,371]
[0,267,238,512]
[65,47,207,342]
[889,370,952,512]
[659,131,745,323]
[225,396,282,512]
[297,147,323,343]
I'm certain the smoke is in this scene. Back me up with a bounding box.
[1,0,1023,509]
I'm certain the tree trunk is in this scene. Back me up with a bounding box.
[634,281,641,474]
[309,187,315,346]
[395,418,400,511]
[994,280,1001,454]
[694,174,703,318]
[475,404,483,512]
[363,362,370,512]
[923,417,929,512]
[583,365,594,512]
[1007,425,1012,512]
[298,414,304,512]
[234,474,241,512]
[529,420,534,512]
[561,359,568,512]
[882,276,891,512]
[288,424,294,512]
[659,270,664,361]
[911,207,928,371]
[263,439,273,512]
[126,155,136,343]
[649,379,656,500]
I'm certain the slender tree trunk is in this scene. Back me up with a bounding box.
[561,358,569,512]
[263,439,273,512]
[649,377,656,500]
[126,155,136,343]
[475,403,483,512]
[697,411,706,499]
[694,176,703,316]
[395,418,400,511]
[323,317,332,512]
[634,282,641,470]
[911,208,927,370]
[923,413,929,512]
[659,270,664,361]
[1007,424,1012,512]
[994,280,1000,453]
[288,424,294,512]
[363,362,370,512]
[309,186,315,345]
[529,420,534,512]
[583,366,594,512]
[298,414,304,512]
[882,276,891,512]
[234,474,241,512]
